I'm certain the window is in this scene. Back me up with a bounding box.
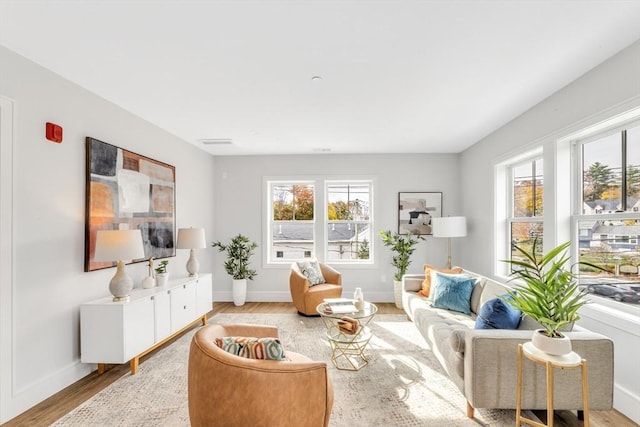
[326,181,372,262]
[508,157,544,264]
[268,182,315,262]
[574,124,640,307]
[266,178,374,265]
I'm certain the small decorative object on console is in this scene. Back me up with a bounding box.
[354,287,364,311]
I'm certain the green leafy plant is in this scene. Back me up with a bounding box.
[379,230,424,281]
[212,234,259,280]
[502,239,600,338]
[154,260,169,275]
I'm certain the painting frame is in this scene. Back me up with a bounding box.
[398,192,442,235]
[84,137,176,272]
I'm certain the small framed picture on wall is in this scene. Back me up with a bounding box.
[398,192,442,235]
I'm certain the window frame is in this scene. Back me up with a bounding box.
[264,176,376,267]
[324,180,374,265]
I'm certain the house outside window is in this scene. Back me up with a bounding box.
[268,182,315,262]
[266,178,374,265]
[574,124,640,306]
[326,181,372,262]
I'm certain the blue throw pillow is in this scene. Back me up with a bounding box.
[430,272,476,315]
[474,295,522,329]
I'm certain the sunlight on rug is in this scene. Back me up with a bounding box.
[53,312,537,426]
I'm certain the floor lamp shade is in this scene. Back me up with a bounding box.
[94,229,146,302]
[432,216,467,238]
[432,216,467,269]
[177,228,207,276]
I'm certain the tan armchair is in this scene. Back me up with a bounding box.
[188,323,333,427]
[290,262,343,316]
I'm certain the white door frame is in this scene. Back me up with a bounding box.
[0,95,15,423]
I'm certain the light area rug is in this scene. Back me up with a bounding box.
[53,313,537,426]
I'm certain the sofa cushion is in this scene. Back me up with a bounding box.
[215,337,286,360]
[419,264,463,297]
[297,259,325,285]
[474,296,522,330]
[430,272,476,315]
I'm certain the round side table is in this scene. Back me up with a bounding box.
[516,342,589,427]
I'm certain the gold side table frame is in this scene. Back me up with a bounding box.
[516,342,589,427]
[317,301,378,371]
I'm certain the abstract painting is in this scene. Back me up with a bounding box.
[85,137,176,271]
[398,192,442,235]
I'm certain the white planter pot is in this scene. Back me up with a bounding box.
[393,280,403,309]
[233,279,247,306]
[531,329,572,356]
[156,273,169,287]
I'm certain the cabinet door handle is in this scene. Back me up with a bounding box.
[183,305,187,310]
[151,296,154,301]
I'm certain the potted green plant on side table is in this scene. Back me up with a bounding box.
[212,234,258,306]
[380,230,424,309]
[502,239,600,356]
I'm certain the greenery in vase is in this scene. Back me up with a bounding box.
[212,234,259,280]
[501,239,600,338]
[379,230,424,281]
[154,260,169,275]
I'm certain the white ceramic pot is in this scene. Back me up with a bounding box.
[393,280,403,309]
[233,279,247,306]
[141,276,156,289]
[156,273,169,287]
[531,329,572,356]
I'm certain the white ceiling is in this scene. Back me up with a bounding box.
[1,1,639,155]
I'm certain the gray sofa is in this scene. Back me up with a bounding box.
[402,269,614,418]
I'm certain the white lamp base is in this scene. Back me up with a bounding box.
[109,260,133,302]
[186,249,200,277]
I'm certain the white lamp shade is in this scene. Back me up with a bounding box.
[94,229,145,262]
[432,216,467,238]
[177,228,207,249]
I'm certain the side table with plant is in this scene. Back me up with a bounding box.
[212,234,258,306]
[380,230,424,309]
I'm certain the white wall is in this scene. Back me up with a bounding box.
[212,154,462,302]
[459,40,640,423]
[0,46,216,423]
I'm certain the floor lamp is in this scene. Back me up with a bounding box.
[432,216,467,269]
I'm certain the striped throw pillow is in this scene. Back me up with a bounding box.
[215,336,286,360]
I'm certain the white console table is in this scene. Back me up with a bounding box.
[81,273,213,374]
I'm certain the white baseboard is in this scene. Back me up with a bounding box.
[212,291,396,304]
[1,360,92,424]
[614,383,640,425]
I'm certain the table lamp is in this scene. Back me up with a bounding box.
[177,227,207,276]
[94,229,145,302]
[432,216,467,269]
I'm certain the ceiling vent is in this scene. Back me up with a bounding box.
[199,138,233,145]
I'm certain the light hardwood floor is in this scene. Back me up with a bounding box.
[1,302,635,427]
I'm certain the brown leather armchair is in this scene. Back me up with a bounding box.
[290,262,343,316]
[188,323,333,427]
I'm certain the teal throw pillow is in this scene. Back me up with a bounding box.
[297,260,325,286]
[430,272,476,315]
[475,295,522,329]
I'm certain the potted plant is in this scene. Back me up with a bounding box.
[501,239,599,355]
[212,234,258,306]
[380,230,424,309]
[155,259,170,287]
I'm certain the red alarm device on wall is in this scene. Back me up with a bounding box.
[46,122,63,143]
